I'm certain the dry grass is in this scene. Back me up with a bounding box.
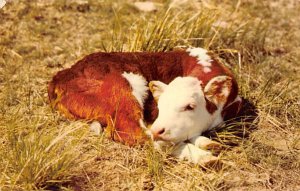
[0,0,299,190]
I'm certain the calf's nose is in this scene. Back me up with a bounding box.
[151,128,165,140]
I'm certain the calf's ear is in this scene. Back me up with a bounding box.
[149,81,167,102]
[204,76,233,107]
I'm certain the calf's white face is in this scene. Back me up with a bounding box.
[149,77,213,144]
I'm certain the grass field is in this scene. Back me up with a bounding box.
[0,0,299,190]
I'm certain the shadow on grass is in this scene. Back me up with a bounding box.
[203,97,258,146]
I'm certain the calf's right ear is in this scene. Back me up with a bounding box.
[204,76,233,107]
[149,81,167,102]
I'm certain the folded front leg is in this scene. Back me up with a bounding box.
[189,136,224,155]
[171,142,219,166]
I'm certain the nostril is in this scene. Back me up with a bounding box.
[157,128,165,135]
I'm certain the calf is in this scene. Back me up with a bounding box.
[48,48,242,165]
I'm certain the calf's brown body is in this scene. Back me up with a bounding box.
[48,51,240,145]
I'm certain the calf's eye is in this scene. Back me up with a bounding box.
[183,104,196,111]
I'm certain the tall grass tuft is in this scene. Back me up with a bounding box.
[0,113,87,190]
[101,5,268,67]
[101,8,217,52]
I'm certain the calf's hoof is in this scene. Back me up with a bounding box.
[199,155,223,170]
[204,142,224,155]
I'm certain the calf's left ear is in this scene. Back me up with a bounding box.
[149,81,167,102]
[204,76,233,107]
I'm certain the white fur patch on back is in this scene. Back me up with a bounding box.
[122,72,149,108]
[187,47,212,73]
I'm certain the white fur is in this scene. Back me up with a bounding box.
[190,136,217,149]
[0,0,6,9]
[90,121,102,135]
[122,72,149,108]
[209,108,224,130]
[203,67,212,73]
[139,119,152,138]
[187,47,212,72]
[150,77,215,143]
[154,140,217,165]
[171,142,218,164]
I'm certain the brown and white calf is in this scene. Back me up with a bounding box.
[48,48,242,164]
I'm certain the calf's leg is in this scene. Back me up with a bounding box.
[189,136,224,154]
[171,143,220,166]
